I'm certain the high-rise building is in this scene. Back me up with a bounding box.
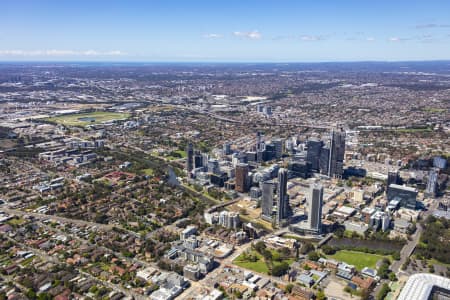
[194,153,203,169]
[261,181,274,221]
[223,142,232,155]
[272,138,283,159]
[307,184,323,233]
[256,131,265,152]
[276,168,290,224]
[328,129,346,178]
[256,104,264,113]
[433,156,447,169]
[387,184,417,209]
[306,139,323,172]
[263,105,272,116]
[426,168,439,197]
[387,170,400,187]
[370,211,390,232]
[186,143,194,175]
[285,138,295,153]
[235,163,249,193]
[319,146,330,175]
[288,160,310,179]
[207,159,220,175]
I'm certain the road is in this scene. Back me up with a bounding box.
[391,223,423,274]
[1,207,115,230]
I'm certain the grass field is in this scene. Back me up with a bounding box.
[45,111,130,126]
[233,250,294,275]
[326,250,385,271]
[141,168,154,176]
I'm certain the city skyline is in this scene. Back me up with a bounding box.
[1,0,450,62]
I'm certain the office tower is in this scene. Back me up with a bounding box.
[387,170,400,187]
[261,181,274,221]
[387,184,417,209]
[370,211,390,232]
[426,168,439,197]
[223,142,232,155]
[264,143,275,161]
[256,104,264,113]
[263,105,272,116]
[256,131,265,152]
[202,153,209,168]
[288,160,310,179]
[328,129,346,178]
[285,138,294,153]
[186,143,194,174]
[235,163,249,193]
[306,139,323,172]
[307,184,323,233]
[276,168,290,224]
[194,153,203,169]
[272,138,283,159]
[433,156,447,169]
[207,159,220,175]
[319,146,330,175]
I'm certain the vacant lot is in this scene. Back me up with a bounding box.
[45,111,130,126]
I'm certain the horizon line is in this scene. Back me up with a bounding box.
[1,59,450,64]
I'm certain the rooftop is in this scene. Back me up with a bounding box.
[398,273,450,300]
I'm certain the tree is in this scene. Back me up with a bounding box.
[25,289,36,300]
[308,251,320,261]
[271,262,289,276]
[378,263,390,279]
[334,227,345,238]
[360,288,370,300]
[316,289,326,300]
[321,245,336,255]
[388,272,397,281]
[254,241,266,254]
[392,252,400,260]
[262,249,273,262]
[301,242,315,255]
[285,283,294,294]
[272,251,282,262]
[376,283,391,300]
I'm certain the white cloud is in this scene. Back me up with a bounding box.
[416,23,450,29]
[300,35,325,41]
[388,37,409,42]
[366,37,376,41]
[203,33,223,39]
[233,30,262,40]
[0,49,126,56]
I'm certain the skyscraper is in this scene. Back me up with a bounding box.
[276,168,290,224]
[194,152,203,169]
[319,146,330,175]
[235,163,249,193]
[328,129,346,178]
[261,181,274,221]
[307,184,323,233]
[223,142,232,155]
[272,138,283,159]
[387,170,400,188]
[306,139,323,172]
[186,143,194,175]
[426,168,439,197]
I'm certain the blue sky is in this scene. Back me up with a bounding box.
[1,0,450,62]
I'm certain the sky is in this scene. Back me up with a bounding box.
[1,0,450,62]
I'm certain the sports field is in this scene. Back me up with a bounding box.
[45,111,130,126]
[326,250,385,271]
